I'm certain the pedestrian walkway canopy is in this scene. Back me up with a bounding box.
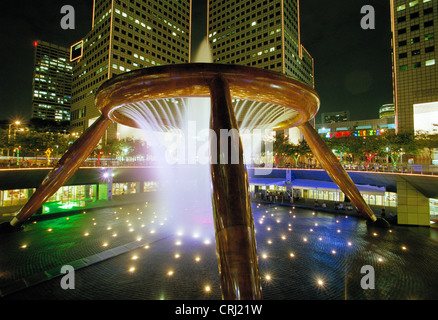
[248,178,386,194]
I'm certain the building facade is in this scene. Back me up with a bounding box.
[316,117,396,139]
[70,0,192,141]
[390,0,437,134]
[207,0,314,87]
[379,104,396,119]
[32,41,73,121]
[321,111,350,124]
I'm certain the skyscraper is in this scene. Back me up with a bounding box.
[32,40,73,121]
[390,0,437,134]
[70,0,192,141]
[207,0,314,87]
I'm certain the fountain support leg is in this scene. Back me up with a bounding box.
[298,121,389,227]
[1,115,112,231]
[209,75,262,300]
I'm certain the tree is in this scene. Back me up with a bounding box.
[380,132,418,168]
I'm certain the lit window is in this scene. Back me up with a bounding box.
[397,4,406,11]
[425,59,436,66]
[412,62,421,68]
[409,1,418,7]
[425,33,434,41]
[399,64,408,71]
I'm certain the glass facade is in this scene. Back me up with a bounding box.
[32,41,72,121]
[249,183,398,207]
[391,0,438,133]
[0,181,158,213]
[0,189,35,207]
[70,0,191,138]
[208,0,314,87]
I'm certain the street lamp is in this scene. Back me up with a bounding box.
[8,120,21,143]
[7,120,21,158]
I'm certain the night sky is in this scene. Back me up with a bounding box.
[0,0,393,123]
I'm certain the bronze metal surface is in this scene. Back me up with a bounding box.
[95,63,320,130]
[209,76,262,299]
[298,121,377,222]
[11,116,113,226]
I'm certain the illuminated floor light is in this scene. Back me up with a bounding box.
[289,252,295,258]
[174,253,181,259]
[129,267,136,273]
[144,245,150,249]
[317,279,324,287]
[21,245,27,249]
[47,228,53,232]
[167,270,174,276]
[262,253,268,259]
[204,285,211,293]
[195,256,201,262]
[131,255,138,260]
[102,242,108,247]
[84,232,89,237]
[265,274,272,281]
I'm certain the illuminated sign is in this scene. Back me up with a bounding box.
[70,40,84,62]
[414,101,438,135]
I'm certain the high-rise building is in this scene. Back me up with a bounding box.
[322,111,350,124]
[207,0,314,87]
[379,104,396,119]
[390,0,437,134]
[31,40,73,121]
[70,0,192,141]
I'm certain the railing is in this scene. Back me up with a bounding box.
[1,156,438,176]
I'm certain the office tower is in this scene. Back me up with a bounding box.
[207,0,314,87]
[31,40,73,121]
[390,0,437,134]
[70,0,192,141]
[322,111,350,124]
[379,104,396,119]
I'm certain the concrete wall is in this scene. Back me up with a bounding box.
[397,176,430,226]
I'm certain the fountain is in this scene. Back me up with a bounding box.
[1,41,389,299]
